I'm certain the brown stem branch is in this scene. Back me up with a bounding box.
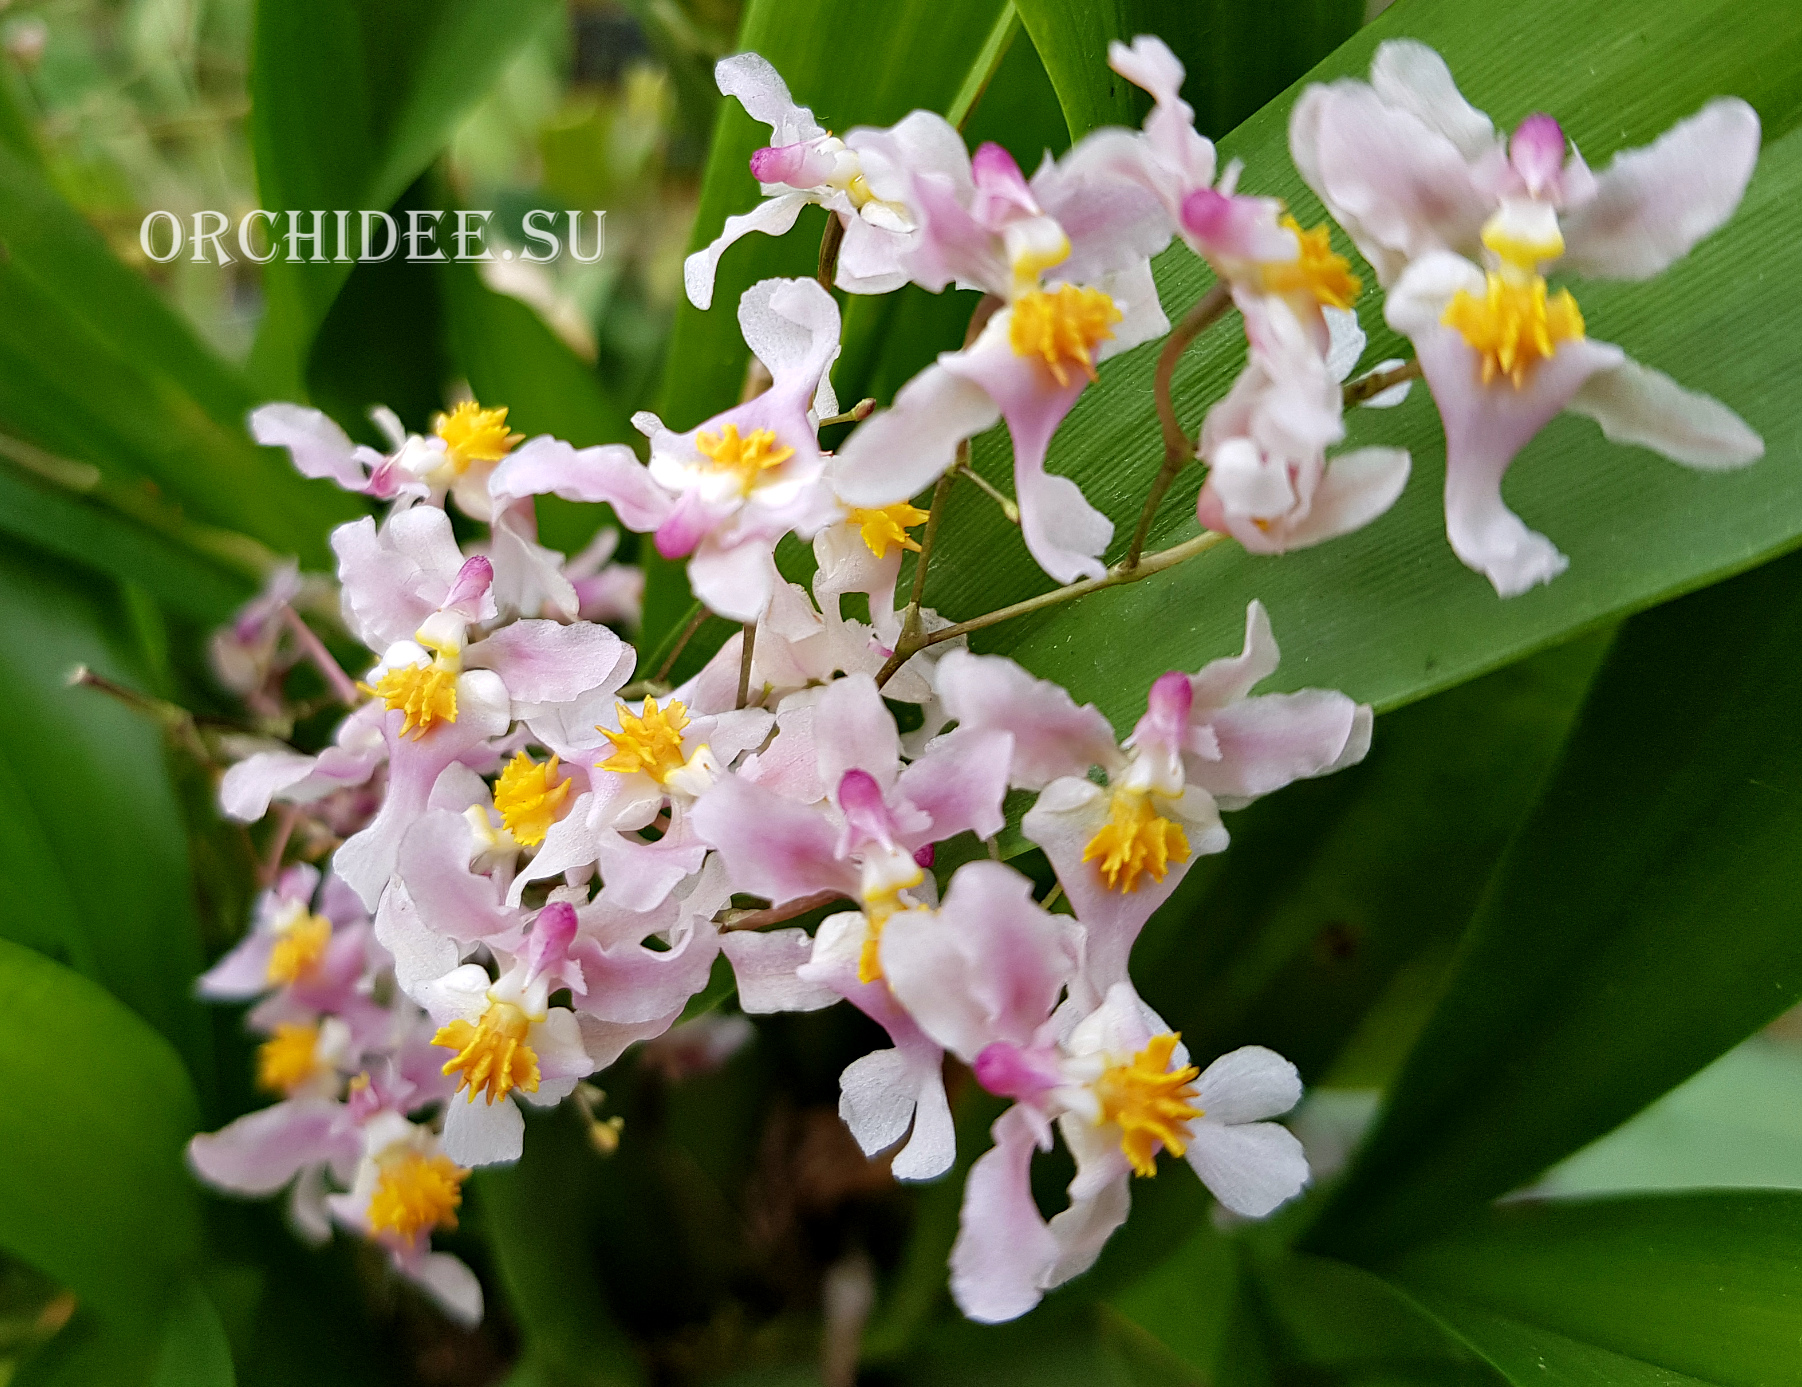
[1343,357,1422,407]
[875,530,1230,686]
[719,889,848,932]
[817,214,847,292]
[1126,283,1235,571]
[736,621,758,710]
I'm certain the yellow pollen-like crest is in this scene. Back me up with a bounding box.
[1008,285,1122,388]
[597,698,691,783]
[1260,216,1362,310]
[360,660,458,738]
[1095,1033,1203,1177]
[368,1149,467,1242]
[433,400,522,474]
[435,1000,541,1105]
[696,423,794,493]
[848,502,930,560]
[256,1022,324,1095]
[494,751,572,847]
[266,911,332,986]
[1442,271,1585,388]
[1083,789,1191,893]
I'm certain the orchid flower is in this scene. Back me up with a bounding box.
[937,602,1370,991]
[683,54,953,308]
[326,1111,484,1324]
[198,864,372,1014]
[507,689,772,912]
[322,505,634,907]
[695,674,1010,1178]
[251,399,522,517]
[1195,293,1411,553]
[1292,41,1764,594]
[417,901,594,1167]
[879,863,1308,1321]
[587,278,844,621]
[832,134,1171,583]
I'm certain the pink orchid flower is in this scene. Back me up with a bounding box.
[325,1111,485,1325]
[832,135,1171,583]
[937,601,1370,991]
[878,864,1308,1322]
[695,674,1011,1178]
[1196,293,1411,552]
[587,278,844,621]
[415,900,595,1167]
[1292,41,1764,595]
[682,54,960,308]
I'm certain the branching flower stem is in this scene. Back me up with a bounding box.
[874,529,1231,688]
[1124,283,1235,571]
[954,462,1019,524]
[718,889,847,932]
[282,606,360,706]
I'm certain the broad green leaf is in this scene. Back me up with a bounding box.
[478,1112,646,1387]
[150,1283,235,1387]
[0,464,249,624]
[1382,1193,1802,1387]
[0,140,355,568]
[1539,1037,1802,1198]
[1014,0,1361,140]
[918,0,1802,731]
[0,936,205,1322]
[0,548,215,1081]
[1136,629,1611,1084]
[1307,548,1802,1259]
[248,0,562,391]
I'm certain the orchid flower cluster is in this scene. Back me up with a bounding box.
[190,35,1764,1328]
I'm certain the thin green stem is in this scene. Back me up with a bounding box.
[1125,283,1235,571]
[954,462,1019,524]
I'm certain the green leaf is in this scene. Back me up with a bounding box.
[478,1112,646,1387]
[1136,628,1611,1085]
[1381,1193,1802,1387]
[1014,0,1361,140]
[920,0,1802,730]
[1307,547,1802,1260]
[151,1283,235,1387]
[0,140,356,568]
[0,936,205,1322]
[248,0,563,391]
[0,549,215,1081]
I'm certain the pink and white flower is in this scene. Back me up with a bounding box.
[879,867,1308,1322]
[682,54,951,308]
[938,602,1370,992]
[1292,41,1763,595]
[832,136,1171,583]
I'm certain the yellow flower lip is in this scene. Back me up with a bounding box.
[368,1148,467,1242]
[696,423,794,494]
[597,697,692,783]
[494,751,572,847]
[257,1021,324,1095]
[433,400,522,474]
[1008,284,1122,388]
[847,502,930,560]
[1095,1033,1203,1177]
[266,910,332,986]
[1442,269,1585,388]
[435,999,540,1105]
[1259,216,1362,310]
[1083,787,1191,892]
